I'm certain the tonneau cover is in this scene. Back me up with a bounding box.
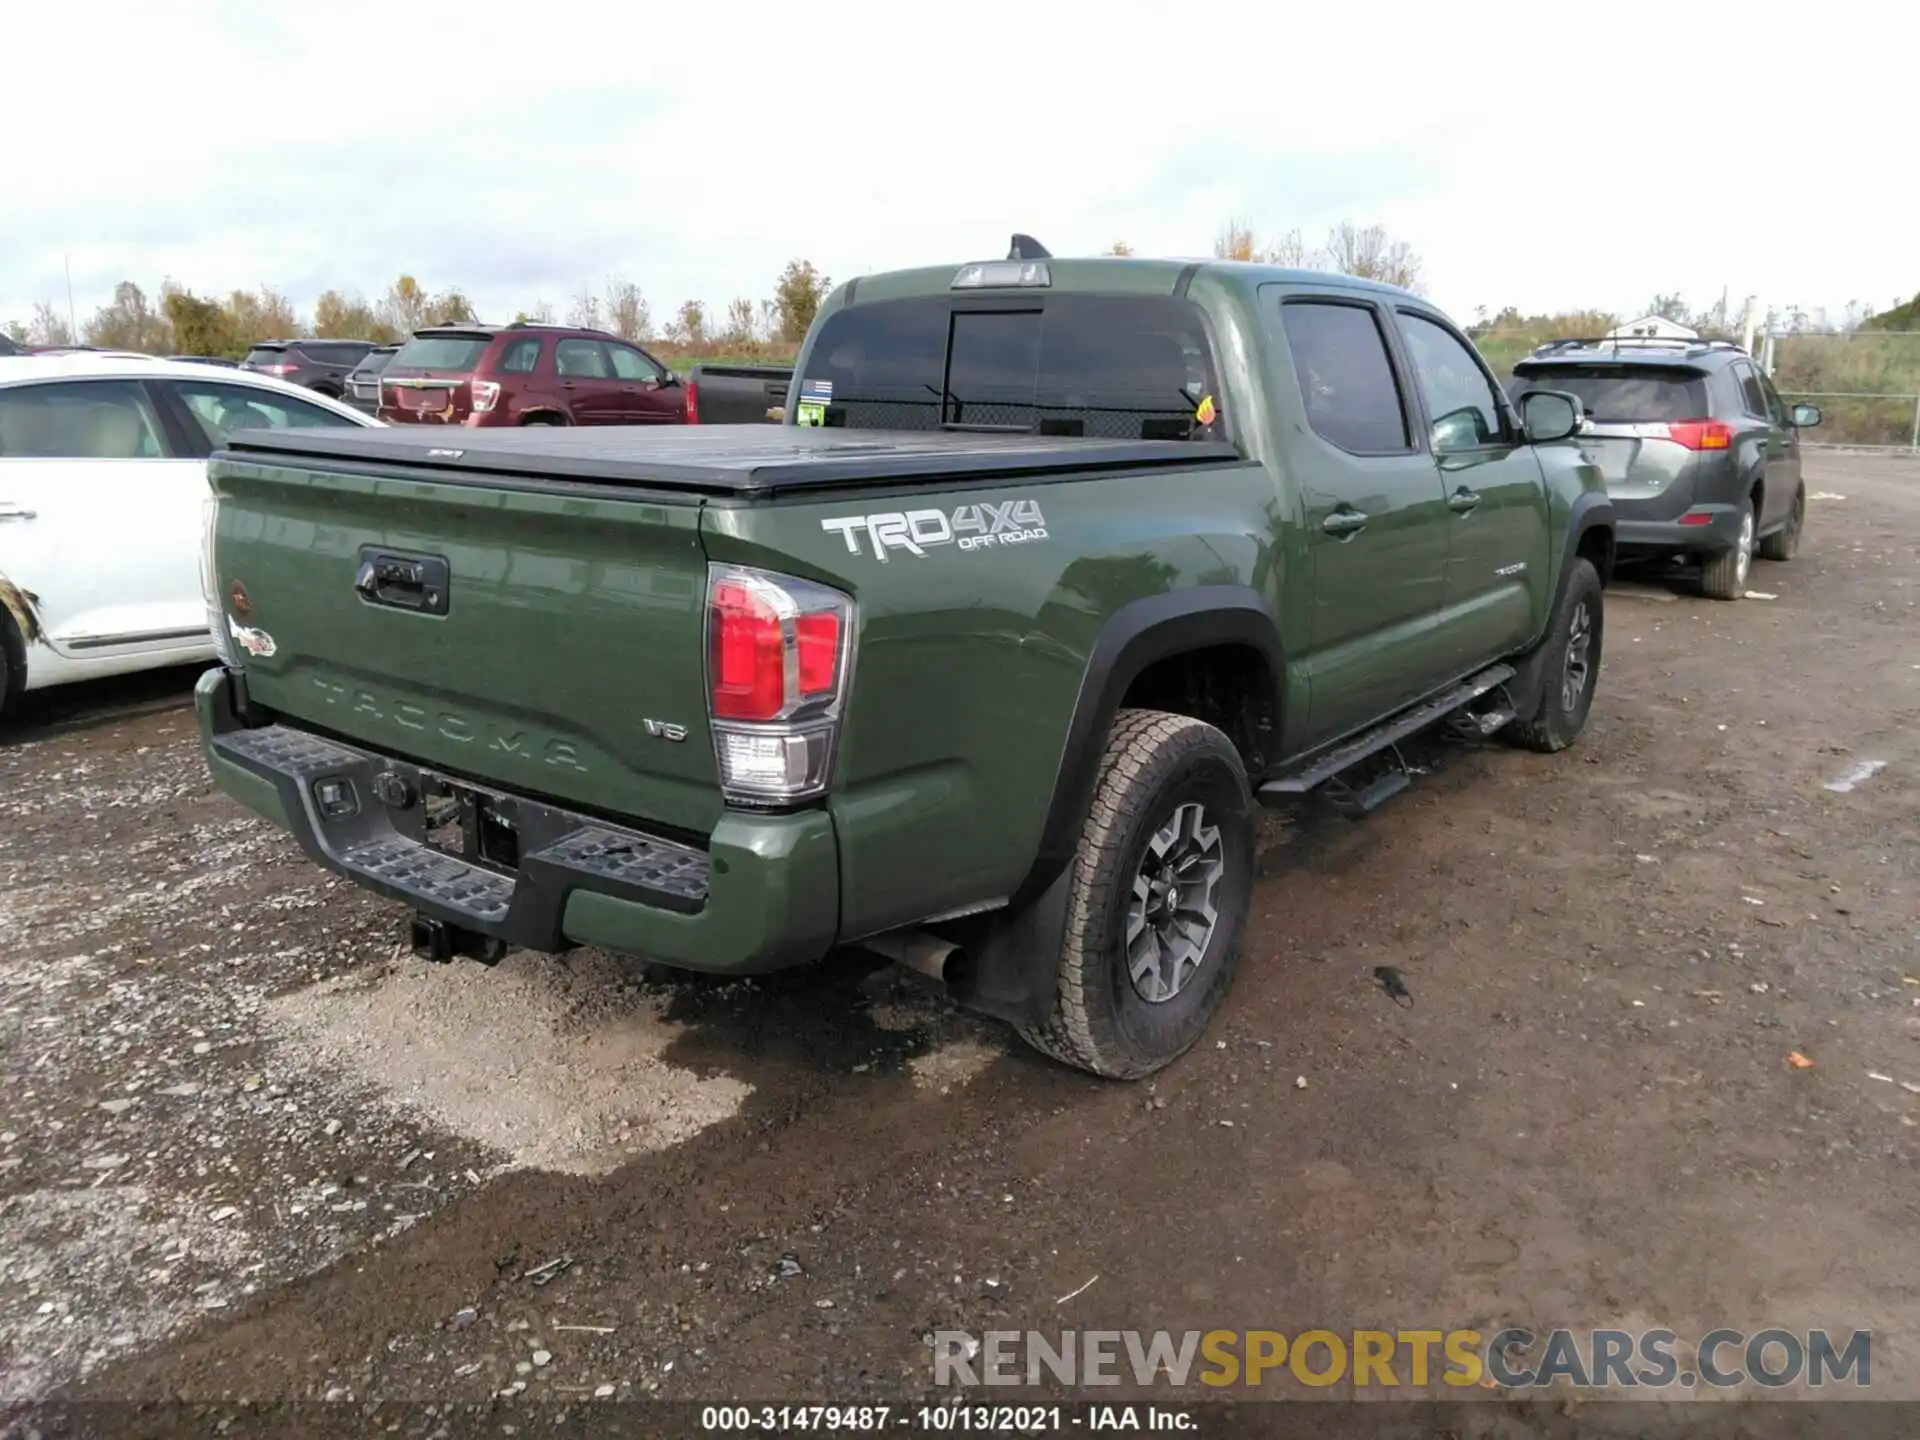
[220,423,1243,496]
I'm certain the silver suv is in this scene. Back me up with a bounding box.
[1511,338,1821,598]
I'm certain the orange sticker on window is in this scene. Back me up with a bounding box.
[1195,394,1217,425]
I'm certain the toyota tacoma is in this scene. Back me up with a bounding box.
[196,239,1615,1078]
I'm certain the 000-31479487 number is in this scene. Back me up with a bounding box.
[698,1405,1068,1432]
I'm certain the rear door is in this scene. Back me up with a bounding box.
[553,339,622,424]
[1391,308,1550,670]
[1515,363,1709,506]
[0,377,210,655]
[1268,295,1457,744]
[607,341,681,423]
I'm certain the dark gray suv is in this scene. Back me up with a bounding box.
[1511,338,1822,598]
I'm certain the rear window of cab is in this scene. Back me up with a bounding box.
[797,294,1225,442]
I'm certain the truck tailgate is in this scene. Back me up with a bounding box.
[210,458,723,836]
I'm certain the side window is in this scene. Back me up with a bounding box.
[1755,370,1789,426]
[1277,301,1410,454]
[0,380,167,459]
[498,338,542,374]
[1731,362,1769,419]
[554,339,610,379]
[608,344,665,383]
[1397,312,1506,452]
[173,380,359,447]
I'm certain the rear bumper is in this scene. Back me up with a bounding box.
[195,668,838,974]
[1615,503,1747,556]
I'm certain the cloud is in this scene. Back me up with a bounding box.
[3,0,1910,330]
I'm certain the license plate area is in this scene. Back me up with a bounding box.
[422,776,521,872]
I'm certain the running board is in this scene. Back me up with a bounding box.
[1259,664,1516,800]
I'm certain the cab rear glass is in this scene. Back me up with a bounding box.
[1514,365,1710,423]
[798,295,1223,441]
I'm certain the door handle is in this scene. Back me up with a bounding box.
[1322,509,1368,537]
[1448,487,1482,514]
[0,503,36,522]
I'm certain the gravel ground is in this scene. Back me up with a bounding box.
[2,452,1916,1421]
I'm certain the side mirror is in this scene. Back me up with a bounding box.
[1789,402,1821,428]
[1520,388,1584,444]
[661,370,682,387]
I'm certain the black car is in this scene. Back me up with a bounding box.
[0,332,23,357]
[342,343,401,414]
[238,339,379,398]
[1511,337,1822,599]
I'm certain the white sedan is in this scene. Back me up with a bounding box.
[0,354,379,718]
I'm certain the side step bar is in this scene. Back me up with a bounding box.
[1259,664,1516,803]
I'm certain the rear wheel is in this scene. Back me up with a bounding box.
[1018,709,1255,1080]
[1758,485,1805,561]
[1699,502,1756,600]
[522,414,567,426]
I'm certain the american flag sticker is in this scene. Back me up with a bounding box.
[801,379,833,402]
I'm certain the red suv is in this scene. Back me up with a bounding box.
[377,322,687,427]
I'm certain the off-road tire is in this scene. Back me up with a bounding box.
[1699,498,1758,600]
[1758,485,1805,562]
[1017,709,1255,1080]
[1506,557,1604,754]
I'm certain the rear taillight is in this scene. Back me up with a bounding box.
[471,378,501,412]
[1665,419,1732,451]
[256,361,296,377]
[685,379,700,424]
[706,564,854,806]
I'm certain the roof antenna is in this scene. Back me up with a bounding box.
[1008,234,1051,261]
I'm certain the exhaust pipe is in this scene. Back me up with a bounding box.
[860,931,963,986]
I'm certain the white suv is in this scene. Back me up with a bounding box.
[0,354,378,719]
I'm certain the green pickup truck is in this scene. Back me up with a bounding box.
[196,241,1615,1078]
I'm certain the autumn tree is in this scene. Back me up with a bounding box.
[1323,222,1422,291]
[162,285,238,357]
[1105,241,1135,256]
[82,281,172,353]
[771,260,829,344]
[667,300,708,348]
[1213,220,1316,267]
[2,319,26,345]
[603,279,651,342]
[1213,219,1258,262]
[566,284,602,331]
[28,302,75,348]
[313,289,395,342]
[222,286,302,348]
[719,297,758,349]
[514,300,557,326]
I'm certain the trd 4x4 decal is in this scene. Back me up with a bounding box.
[820,500,1048,562]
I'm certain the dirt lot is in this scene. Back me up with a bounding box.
[3,453,1917,1418]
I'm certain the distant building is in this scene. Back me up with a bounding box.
[1606,315,1699,341]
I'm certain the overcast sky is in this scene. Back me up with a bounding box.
[3,1,1909,335]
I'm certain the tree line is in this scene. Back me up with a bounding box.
[2,260,835,360]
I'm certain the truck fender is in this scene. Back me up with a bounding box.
[937,585,1283,1029]
[1023,584,1282,906]
[1506,491,1615,718]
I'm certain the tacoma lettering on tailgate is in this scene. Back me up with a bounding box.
[311,678,588,772]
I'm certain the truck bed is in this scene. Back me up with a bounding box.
[223,424,1244,497]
